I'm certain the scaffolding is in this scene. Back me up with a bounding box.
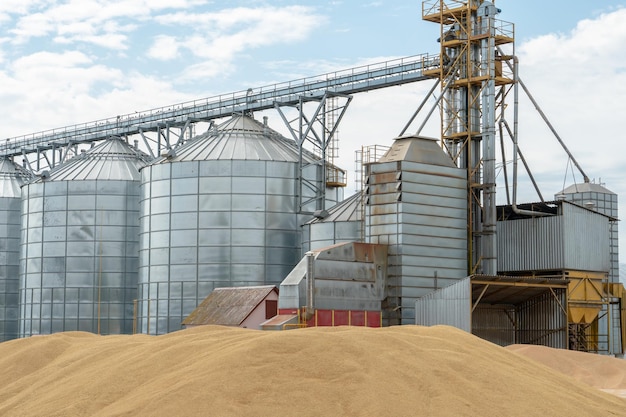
[422,0,514,275]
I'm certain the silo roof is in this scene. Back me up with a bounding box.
[306,191,363,224]
[0,157,31,198]
[156,114,308,163]
[377,135,456,167]
[558,182,616,195]
[39,138,149,182]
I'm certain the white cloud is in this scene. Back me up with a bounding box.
[151,6,325,80]
[515,7,626,182]
[147,35,180,60]
[7,0,209,47]
[0,49,194,137]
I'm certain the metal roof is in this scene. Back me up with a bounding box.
[558,182,615,195]
[306,191,363,224]
[182,285,278,326]
[377,135,455,167]
[497,199,614,221]
[156,114,311,163]
[0,158,30,198]
[38,138,149,182]
[471,275,569,306]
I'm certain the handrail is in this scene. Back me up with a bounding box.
[1,54,439,157]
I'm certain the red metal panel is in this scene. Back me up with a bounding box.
[334,310,350,326]
[350,310,366,326]
[316,310,333,326]
[367,311,382,328]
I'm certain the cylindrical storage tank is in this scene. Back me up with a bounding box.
[0,158,30,341]
[19,139,149,336]
[138,114,339,334]
[302,191,363,253]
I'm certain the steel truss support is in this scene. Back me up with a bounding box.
[12,121,197,175]
[275,92,352,214]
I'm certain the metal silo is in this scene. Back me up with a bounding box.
[302,191,363,252]
[365,135,467,325]
[0,158,30,341]
[19,138,148,336]
[138,114,342,334]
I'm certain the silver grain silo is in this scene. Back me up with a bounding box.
[365,135,467,325]
[0,158,30,341]
[19,139,148,336]
[302,191,363,252]
[138,114,343,334]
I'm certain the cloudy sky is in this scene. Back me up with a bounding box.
[1,0,625,261]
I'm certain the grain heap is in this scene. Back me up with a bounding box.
[1,325,625,416]
[507,343,626,398]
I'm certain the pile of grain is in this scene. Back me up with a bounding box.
[507,343,626,398]
[1,325,625,416]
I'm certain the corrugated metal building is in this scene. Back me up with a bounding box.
[365,136,467,325]
[415,275,569,348]
[557,182,619,283]
[497,201,610,274]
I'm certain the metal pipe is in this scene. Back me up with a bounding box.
[305,251,315,320]
[518,77,590,183]
[416,78,453,136]
[501,118,545,202]
[399,79,440,136]
[511,55,552,217]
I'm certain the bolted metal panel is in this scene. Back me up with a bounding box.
[19,139,147,337]
[0,158,30,341]
[497,201,610,273]
[366,136,467,325]
[138,114,341,335]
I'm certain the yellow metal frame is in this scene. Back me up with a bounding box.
[422,0,514,274]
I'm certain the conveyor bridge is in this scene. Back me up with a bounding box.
[1,53,439,162]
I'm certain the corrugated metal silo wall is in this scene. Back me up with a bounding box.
[414,277,471,332]
[138,159,313,335]
[472,290,568,348]
[497,203,609,272]
[366,160,467,325]
[19,180,140,336]
[0,196,21,341]
[304,221,361,252]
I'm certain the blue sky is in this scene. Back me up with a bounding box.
[1,0,625,261]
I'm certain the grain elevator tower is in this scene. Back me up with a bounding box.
[422,0,515,274]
